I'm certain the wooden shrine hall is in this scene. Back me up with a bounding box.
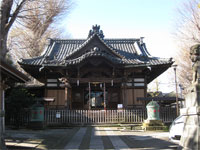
[19,25,173,110]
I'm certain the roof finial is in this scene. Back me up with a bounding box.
[88,25,104,39]
[140,37,144,45]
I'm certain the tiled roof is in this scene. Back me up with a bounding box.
[1,57,29,83]
[19,25,173,67]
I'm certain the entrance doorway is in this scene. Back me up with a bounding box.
[92,91,103,108]
[84,83,107,109]
[84,91,108,109]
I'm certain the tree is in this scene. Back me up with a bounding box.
[0,0,27,58]
[8,0,72,59]
[148,79,161,97]
[0,0,72,148]
[174,0,200,92]
[5,87,35,128]
[0,1,26,149]
[1,0,72,58]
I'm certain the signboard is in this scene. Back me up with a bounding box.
[56,112,61,118]
[117,104,123,109]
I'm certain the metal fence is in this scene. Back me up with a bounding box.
[6,107,177,127]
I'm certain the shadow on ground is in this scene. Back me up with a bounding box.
[5,127,180,150]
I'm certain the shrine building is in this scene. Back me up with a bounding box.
[19,25,173,110]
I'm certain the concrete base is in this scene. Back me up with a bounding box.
[28,121,45,130]
[142,120,167,131]
[179,107,200,150]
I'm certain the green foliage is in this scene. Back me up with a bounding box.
[6,87,35,111]
[5,87,35,128]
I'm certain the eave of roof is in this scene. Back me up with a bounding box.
[137,97,184,101]
[18,25,173,71]
[1,58,29,83]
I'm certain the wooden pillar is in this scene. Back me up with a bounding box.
[59,78,71,109]
[64,87,69,109]
[1,90,5,133]
[122,83,124,106]
[68,88,72,110]
[0,83,6,133]
[122,79,128,108]
[65,81,72,110]
[123,71,127,109]
[56,89,59,107]
[104,83,106,110]
[0,83,6,149]
[88,82,91,110]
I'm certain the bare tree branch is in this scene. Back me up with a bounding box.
[174,0,200,94]
[8,0,72,59]
[5,0,26,32]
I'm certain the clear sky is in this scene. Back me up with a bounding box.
[62,0,184,92]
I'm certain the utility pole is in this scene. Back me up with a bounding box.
[173,64,179,116]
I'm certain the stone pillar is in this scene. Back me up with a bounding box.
[179,44,200,150]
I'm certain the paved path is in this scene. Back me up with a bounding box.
[5,127,179,149]
[63,127,178,149]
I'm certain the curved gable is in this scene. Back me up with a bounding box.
[64,32,124,61]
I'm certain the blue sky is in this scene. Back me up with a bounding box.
[63,0,185,92]
[66,0,177,33]
[64,0,182,57]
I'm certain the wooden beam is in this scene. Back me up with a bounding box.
[68,78,122,83]
[79,68,112,78]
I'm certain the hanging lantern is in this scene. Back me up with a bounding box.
[77,79,79,86]
[100,83,102,88]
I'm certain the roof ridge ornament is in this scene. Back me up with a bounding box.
[88,25,104,39]
[140,37,144,45]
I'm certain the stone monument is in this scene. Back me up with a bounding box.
[179,44,200,150]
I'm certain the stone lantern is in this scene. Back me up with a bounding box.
[146,101,160,120]
[29,103,45,129]
[142,101,165,131]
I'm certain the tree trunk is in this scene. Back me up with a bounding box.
[0,34,8,58]
[0,0,26,58]
[0,0,12,58]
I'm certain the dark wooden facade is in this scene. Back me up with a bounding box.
[19,25,173,109]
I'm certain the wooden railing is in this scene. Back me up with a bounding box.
[44,107,176,125]
[6,107,177,126]
[45,109,147,125]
